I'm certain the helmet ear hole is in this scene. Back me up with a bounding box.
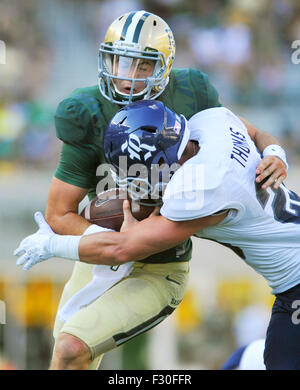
[140,125,157,133]
[119,116,127,125]
[158,157,165,166]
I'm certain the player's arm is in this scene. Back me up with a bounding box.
[240,116,281,152]
[14,204,228,270]
[203,72,287,190]
[45,177,90,235]
[238,116,287,189]
[46,97,99,235]
[78,203,228,265]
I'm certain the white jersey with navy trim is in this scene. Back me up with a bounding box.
[161,107,300,294]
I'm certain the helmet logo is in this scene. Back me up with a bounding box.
[121,133,156,161]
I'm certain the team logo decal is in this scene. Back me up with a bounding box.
[121,133,156,161]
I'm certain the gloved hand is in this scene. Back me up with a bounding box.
[14,212,55,271]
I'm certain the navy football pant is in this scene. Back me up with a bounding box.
[264,283,300,369]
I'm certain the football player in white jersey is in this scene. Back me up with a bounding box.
[15,100,300,369]
[221,339,266,370]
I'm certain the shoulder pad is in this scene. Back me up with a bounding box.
[55,97,94,143]
[169,68,220,112]
[186,68,221,109]
[171,67,205,83]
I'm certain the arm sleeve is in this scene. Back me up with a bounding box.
[54,98,99,189]
[160,162,230,221]
[160,151,245,222]
[161,188,229,221]
[55,142,98,189]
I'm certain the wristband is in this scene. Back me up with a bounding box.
[49,235,81,261]
[49,225,115,261]
[262,144,288,170]
[83,224,114,236]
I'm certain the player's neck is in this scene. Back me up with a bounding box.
[179,141,199,165]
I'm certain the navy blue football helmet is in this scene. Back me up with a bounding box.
[103,100,190,201]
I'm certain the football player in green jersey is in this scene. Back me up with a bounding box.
[37,11,286,369]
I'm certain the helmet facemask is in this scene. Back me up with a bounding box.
[98,41,169,105]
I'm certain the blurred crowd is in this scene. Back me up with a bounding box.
[0,0,300,166]
[0,0,56,168]
[165,0,300,105]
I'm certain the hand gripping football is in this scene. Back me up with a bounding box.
[80,188,156,231]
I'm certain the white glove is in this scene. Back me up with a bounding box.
[14,214,114,271]
[14,212,55,271]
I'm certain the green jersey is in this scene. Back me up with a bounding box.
[54,68,221,264]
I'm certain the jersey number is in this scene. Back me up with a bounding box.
[255,181,300,224]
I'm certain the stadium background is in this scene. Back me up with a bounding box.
[0,0,299,369]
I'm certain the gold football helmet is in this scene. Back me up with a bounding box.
[98,10,176,105]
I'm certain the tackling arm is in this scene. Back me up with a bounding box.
[239,116,288,189]
[78,205,228,265]
[14,201,227,270]
[239,116,281,152]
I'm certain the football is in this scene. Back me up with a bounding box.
[80,188,157,231]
